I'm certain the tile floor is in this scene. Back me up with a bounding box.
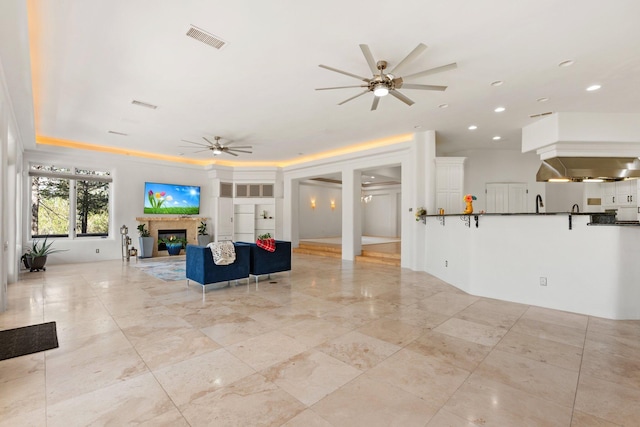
[1,254,639,426]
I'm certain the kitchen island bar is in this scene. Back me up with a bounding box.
[423,213,640,319]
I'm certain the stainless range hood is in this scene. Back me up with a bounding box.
[536,157,640,182]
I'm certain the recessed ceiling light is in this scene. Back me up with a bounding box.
[490,80,504,87]
[558,60,575,67]
[468,125,478,130]
[586,84,601,92]
[536,97,549,103]
[492,136,501,140]
[438,103,449,109]
[494,106,506,113]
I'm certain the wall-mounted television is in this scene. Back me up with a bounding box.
[144,182,200,215]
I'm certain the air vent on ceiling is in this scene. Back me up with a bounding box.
[131,100,158,109]
[108,130,128,136]
[186,25,226,50]
[529,111,553,118]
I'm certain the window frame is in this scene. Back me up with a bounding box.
[28,164,113,240]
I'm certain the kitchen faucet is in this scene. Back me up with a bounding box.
[535,194,544,213]
[571,204,580,213]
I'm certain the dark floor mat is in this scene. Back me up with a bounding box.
[0,321,59,361]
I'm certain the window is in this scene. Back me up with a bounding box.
[30,164,112,238]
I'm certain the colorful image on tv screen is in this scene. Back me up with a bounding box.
[144,182,200,214]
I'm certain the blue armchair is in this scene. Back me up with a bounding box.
[185,243,250,293]
[241,240,292,283]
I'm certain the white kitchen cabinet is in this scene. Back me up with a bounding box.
[486,183,527,213]
[615,180,636,206]
[435,157,465,214]
[602,182,616,206]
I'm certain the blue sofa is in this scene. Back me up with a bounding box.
[241,240,292,283]
[185,243,250,293]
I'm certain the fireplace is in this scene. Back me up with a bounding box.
[136,216,206,257]
[157,229,186,251]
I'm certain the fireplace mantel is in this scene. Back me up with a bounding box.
[136,217,207,257]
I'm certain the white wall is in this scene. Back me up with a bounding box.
[458,149,544,212]
[362,185,401,237]
[298,182,342,238]
[22,149,211,265]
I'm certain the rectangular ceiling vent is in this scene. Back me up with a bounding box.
[131,100,158,109]
[529,111,553,118]
[186,25,226,50]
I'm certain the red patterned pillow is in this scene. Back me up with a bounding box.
[256,238,276,252]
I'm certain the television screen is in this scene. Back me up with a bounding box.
[144,182,200,215]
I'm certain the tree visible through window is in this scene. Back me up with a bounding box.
[30,164,111,238]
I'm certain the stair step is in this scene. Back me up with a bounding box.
[297,243,342,254]
[361,250,400,260]
[293,247,342,258]
[355,255,401,266]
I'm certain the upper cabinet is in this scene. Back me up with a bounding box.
[602,180,637,207]
[435,158,465,214]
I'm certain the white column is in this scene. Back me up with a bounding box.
[341,169,361,260]
[283,177,299,246]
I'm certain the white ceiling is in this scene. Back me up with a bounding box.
[7,1,640,163]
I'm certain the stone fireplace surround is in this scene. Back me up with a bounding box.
[136,217,207,257]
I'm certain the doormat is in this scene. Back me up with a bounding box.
[0,321,59,361]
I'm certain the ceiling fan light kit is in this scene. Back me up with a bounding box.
[316,43,457,111]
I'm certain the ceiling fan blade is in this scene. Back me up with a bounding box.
[389,90,415,106]
[399,83,447,91]
[403,62,458,80]
[202,136,217,145]
[319,64,370,82]
[316,85,368,91]
[359,44,378,75]
[389,43,428,75]
[228,149,252,154]
[224,151,239,156]
[337,89,371,105]
[371,96,380,111]
[226,145,252,149]
[193,149,211,153]
[181,140,211,147]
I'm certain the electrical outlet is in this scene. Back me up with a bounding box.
[95,249,99,253]
[445,260,448,267]
[540,277,547,286]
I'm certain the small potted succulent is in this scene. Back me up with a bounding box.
[22,236,67,272]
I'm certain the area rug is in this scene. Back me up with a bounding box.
[0,321,59,361]
[132,256,186,281]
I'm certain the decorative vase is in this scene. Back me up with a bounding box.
[166,243,182,256]
[139,236,154,258]
[26,255,48,272]
[197,235,210,246]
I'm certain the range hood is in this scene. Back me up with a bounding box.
[536,157,640,182]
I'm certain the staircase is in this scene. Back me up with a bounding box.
[293,242,342,258]
[294,241,401,267]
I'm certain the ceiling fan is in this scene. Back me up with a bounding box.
[316,43,457,110]
[180,136,253,157]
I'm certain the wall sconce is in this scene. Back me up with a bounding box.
[311,199,316,209]
[330,200,336,210]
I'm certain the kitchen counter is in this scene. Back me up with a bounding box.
[421,213,640,319]
[424,212,639,226]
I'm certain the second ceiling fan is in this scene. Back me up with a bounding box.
[316,43,457,111]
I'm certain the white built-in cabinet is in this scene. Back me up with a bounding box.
[602,181,637,207]
[485,183,528,213]
[435,157,465,214]
[233,202,276,242]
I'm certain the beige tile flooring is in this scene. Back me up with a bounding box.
[1,254,639,426]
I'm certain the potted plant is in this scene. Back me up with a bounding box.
[197,221,210,246]
[22,236,67,272]
[137,223,154,258]
[159,235,187,255]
